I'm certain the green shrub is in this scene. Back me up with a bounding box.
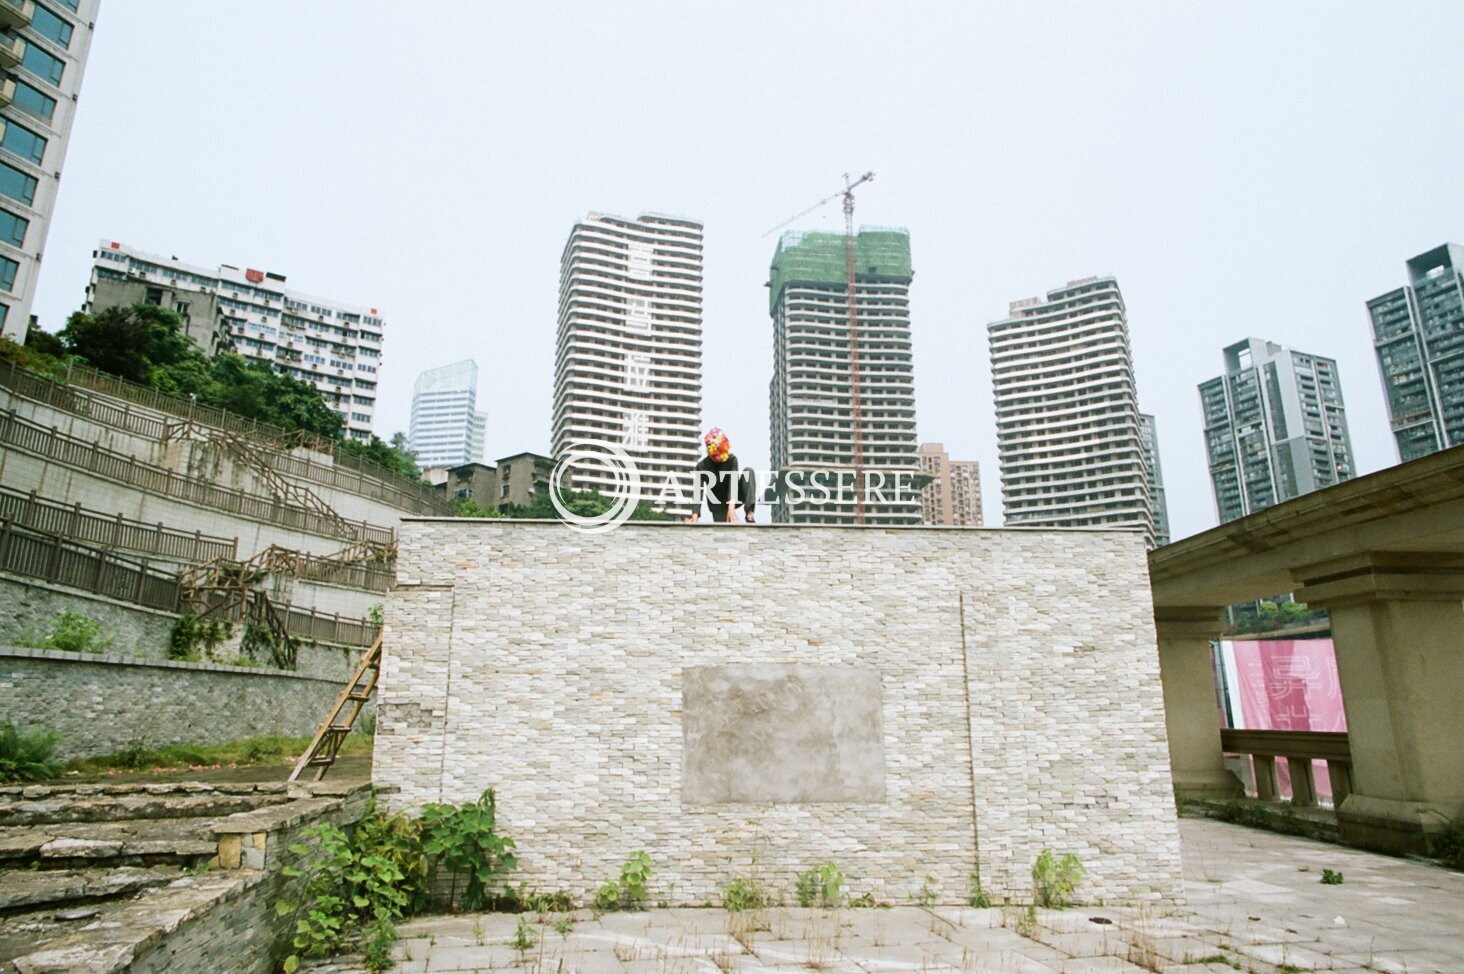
[168,614,230,661]
[795,861,845,908]
[1426,812,1464,868]
[1032,850,1084,908]
[419,789,518,911]
[1320,869,1344,885]
[40,611,112,654]
[968,871,992,908]
[594,851,653,911]
[721,876,764,912]
[0,720,61,782]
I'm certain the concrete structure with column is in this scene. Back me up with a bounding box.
[553,212,702,517]
[1368,243,1464,462]
[917,442,981,526]
[768,229,920,524]
[1199,338,1353,523]
[0,0,99,339]
[989,277,1155,547]
[86,241,385,440]
[1149,445,1464,854]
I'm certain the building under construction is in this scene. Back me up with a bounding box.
[768,228,921,524]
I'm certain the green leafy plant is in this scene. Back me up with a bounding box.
[367,603,385,628]
[968,871,991,908]
[273,797,427,972]
[1032,850,1084,908]
[113,738,152,770]
[0,720,61,783]
[39,610,112,654]
[1424,810,1464,868]
[795,861,845,908]
[1014,904,1038,939]
[593,851,653,911]
[1320,868,1344,885]
[168,614,230,661]
[419,788,518,911]
[520,888,576,914]
[721,876,765,912]
[240,622,291,670]
[913,873,940,907]
[509,915,536,952]
[554,915,575,938]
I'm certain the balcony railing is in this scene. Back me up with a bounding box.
[1220,728,1352,807]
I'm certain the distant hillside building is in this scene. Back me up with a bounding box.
[87,241,384,440]
[768,228,920,524]
[917,443,982,527]
[1367,243,1464,461]
[552,212,702,515]
[0,0,101,339]
[1199,338,1353,523]
[427,452,552,512]
[1138,414,1170,547]
[409,360,486,468]
[989,276,1155,546]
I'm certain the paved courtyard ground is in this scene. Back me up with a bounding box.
[312,819,1464,974]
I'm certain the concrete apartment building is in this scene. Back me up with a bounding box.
[988,276,1155,546]
[768,229,920,524]
[409,359,486,468]
[1138,414,1171,546]
[553,212,702,514]
[0,0,98,339]
[1199,338,1353,523]
[1368,243,1464,461]
[428,451,552,512]
[917,443,982,527]
[87,241,385,440]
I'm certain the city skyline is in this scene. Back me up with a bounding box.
[23,2,1464,542]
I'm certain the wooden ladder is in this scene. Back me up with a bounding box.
[287,631,382,783]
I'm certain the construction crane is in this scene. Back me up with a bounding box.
[764,171,876,523]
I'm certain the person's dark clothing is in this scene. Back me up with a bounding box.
[693,453,756,520]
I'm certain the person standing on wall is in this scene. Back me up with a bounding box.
[687,427,756,523]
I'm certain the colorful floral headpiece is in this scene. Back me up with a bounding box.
[704,428,731,462]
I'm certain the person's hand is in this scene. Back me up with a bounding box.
[684,512,699,523]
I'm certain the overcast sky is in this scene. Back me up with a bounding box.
[34,1,1464,540]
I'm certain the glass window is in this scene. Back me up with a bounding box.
[0,255,18,292]
[20,43,64,86]
[12,80,56,121]
[0,162,36,206]
[54,0,78,9]
[0,208,27,247]
[29,5,73,49]
[0,119,46,163]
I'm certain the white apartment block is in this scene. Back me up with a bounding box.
[87,240,384,440]
[917,442,982,527]
[552,212,703,513]
[1138,413,1171,546]
[410,359,486,468]
[0,0,99,339]
[989,276,1155,547]
[768,228,921,525]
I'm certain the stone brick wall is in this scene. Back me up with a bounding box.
[0,647,371,761]
[376,521,1183,904]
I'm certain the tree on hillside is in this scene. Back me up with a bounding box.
[500,488,674,522]
[339,434,421,482]
[59,304,204,384]
[205,354,344,439]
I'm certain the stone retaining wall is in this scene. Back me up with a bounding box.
[0,647,371,761]
[375,520,1184,905]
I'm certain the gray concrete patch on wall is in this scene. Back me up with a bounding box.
[682,664,886,804]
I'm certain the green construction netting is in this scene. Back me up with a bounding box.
[768,229,913,314]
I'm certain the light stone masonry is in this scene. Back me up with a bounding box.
[375,521,1183,904]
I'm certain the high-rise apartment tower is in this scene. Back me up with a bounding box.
[87,241,385,439]
[768,228,920,524]
[410,360,487,468]
[0,0,99,338]
[989,276,1154,546]
[917,443,982,527]
[1138,414,1171,546]
[1367,243,1464,461]
[1199,338,1353,523]
[552,212,703,514]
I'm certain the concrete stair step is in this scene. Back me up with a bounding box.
[0,783,290,827]
[0,819,218,869]
[0,865,181,915]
